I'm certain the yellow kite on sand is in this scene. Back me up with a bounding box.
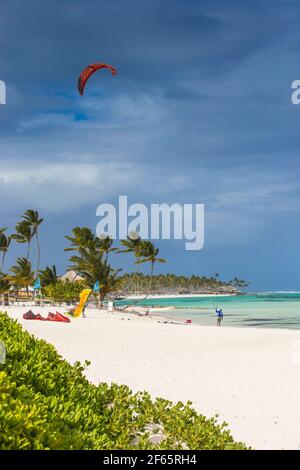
[66,289,92,318]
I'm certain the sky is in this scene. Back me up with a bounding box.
[0,0,300,290]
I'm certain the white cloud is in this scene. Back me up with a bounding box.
[0,159,141,212]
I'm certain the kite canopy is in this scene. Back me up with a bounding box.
[77,63,117,95]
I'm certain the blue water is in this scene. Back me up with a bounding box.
[116,293,300,329]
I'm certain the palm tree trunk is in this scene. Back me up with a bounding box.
[123,262,154,310]
[26,240,31,262]
[35,232,40,278]
[1,252,5,272]
[112,259,140,301]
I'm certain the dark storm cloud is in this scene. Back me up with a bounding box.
[0,0,289,92]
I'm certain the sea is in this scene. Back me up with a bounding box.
[116,292,300,329]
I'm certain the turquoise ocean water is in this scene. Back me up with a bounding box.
[116,293,300,329]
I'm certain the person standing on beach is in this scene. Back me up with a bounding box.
[216,308,223,326]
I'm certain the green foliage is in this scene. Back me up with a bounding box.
[0,312,248,450]
[39,265,58,287]
[0,228,11,272]
[6,258,34,291]
[42,281,86,303]
[0,274,10,295]
[11,221,32,246]
[64,227,121,300]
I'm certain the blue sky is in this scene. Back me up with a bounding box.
[0,0,300,290]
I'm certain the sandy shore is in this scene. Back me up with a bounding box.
[4,306,300,450]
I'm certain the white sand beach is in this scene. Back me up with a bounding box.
[5,306,300,450]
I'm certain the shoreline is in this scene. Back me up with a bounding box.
[3,305,300,449]
[123,293,238,299]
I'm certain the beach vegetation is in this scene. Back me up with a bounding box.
[42,280,86,304]
[0,312,248,450]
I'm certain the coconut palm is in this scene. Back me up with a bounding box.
[138,240,165,276]
[39,265,58,287]
[98,235,117,265]
[123,241,166,309]
[136,241,166,296]
[0,228,11,272]
[68,247,121,303]
[65,227,121,304]
[6,257,34,299]
[12,221,33,260]
[113,232,144,298]
[65,227,99,253]
[22,210,43,277]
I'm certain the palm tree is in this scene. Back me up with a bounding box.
[22,210,43,278]
[39,265,58,287]
[65,227,100,281]
[113,232,144,298]
[68,246,121,303]
[6,257,34,299]
[65,227,121,305]
[0,227,11,272]
[137,241,166,294]
[98,235,117,265]
[65,226,99,252]
[12,221,33,260]
[124,241,166,308]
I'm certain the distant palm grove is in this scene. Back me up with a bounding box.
[117,273,247,296]
[0,209,247,303]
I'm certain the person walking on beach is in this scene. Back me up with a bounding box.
[216,308,223,326]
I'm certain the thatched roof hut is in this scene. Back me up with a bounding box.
[58,271,85,283]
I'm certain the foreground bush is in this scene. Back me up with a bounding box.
[0,312,248,450]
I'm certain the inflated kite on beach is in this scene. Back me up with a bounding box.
[77,63,117,95]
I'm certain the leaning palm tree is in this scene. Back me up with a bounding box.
[65,227,99,253]
[22,210,43,278]
[123,241,166,309]
[0,228,11,272]
[12,221,32,261]
[137,241,166,293]
[6,257,34,299]
[113,232,144,299]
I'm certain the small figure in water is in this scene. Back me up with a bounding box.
[216,308,223,326]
